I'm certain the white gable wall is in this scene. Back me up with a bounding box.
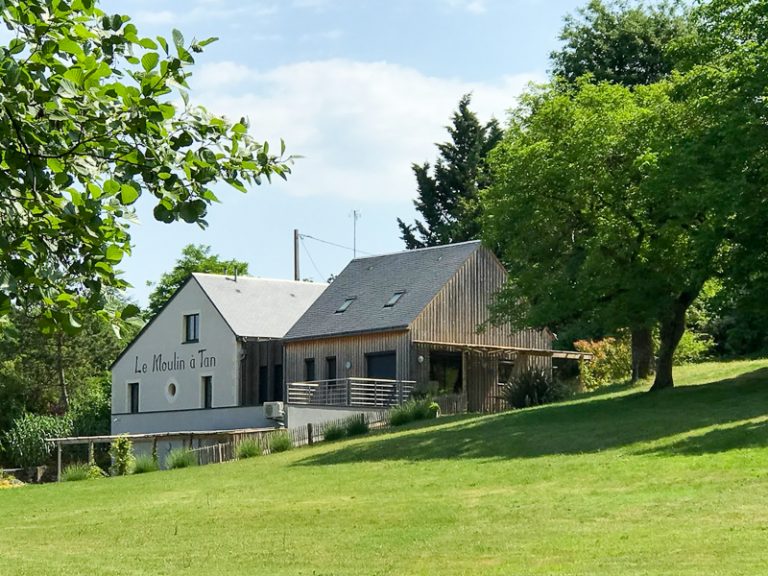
[111,279,239,415]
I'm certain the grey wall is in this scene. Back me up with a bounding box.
[112,406,272,435]
[286,404,385,430]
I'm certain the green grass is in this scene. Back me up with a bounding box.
[3,359,768,575]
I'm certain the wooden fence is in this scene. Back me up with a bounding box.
[186,395,466,469]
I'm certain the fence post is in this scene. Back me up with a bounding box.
[57,442,62,482]
[88,441,94,465]
[346,379,351,407]
[307,423,314,446]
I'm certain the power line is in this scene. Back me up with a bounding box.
[299,233,373,257]
[299,236,325,280]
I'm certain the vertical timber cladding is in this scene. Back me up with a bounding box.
[284,331,410,384]
[410,246,554,412]
[241,339,284,404]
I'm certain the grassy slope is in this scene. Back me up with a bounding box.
[3,359,768,575]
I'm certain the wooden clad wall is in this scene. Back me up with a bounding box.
[410,247,552,350]
[240,340,283,405]
[284,331,411,384]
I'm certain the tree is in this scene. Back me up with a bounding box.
[397,94,502,249]
[550,0,691,379]
[483,74,745,391]
[146,244,249,317]
[551,0,690,87]
[0,1,292,332]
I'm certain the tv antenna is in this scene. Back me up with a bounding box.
[350,209,361,258]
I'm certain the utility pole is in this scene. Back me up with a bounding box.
[351,210,361,258]
[293,228,300,281]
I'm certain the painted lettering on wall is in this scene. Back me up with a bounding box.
[133,349,217,374]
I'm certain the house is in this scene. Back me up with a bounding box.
[283,241,570,413]
[110,273,327,435]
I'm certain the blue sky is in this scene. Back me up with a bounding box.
[105,0,585,305]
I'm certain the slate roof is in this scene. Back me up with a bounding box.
[284,241,482,340]
[193,273,328,339]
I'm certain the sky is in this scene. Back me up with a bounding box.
[104,0,586,305]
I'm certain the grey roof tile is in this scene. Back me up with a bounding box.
[285,241,481,340]
[193,273,327,338]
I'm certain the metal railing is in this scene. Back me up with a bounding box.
[287,378,416,407]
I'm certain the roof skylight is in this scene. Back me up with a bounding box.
[336,297,356,314]
[384,290,406,308]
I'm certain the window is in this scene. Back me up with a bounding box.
[128,382,139,414]
[202,376,213,409]
[335,297,356,314]
[304,358,316,381]
[183,313,199,343]
[384,290,406,308]
[273,364,284,403]
[326,356,337,381]
[365,352,396,380]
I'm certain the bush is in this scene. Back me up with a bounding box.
[344,415,369,437]
[268,432,292,453]
[133,454,160,474]
[673,330,714,365]
[501,368,571,409]
[109,435,134,476]
[236,438,262,459]
[62,463,105,482]
[165,448,197,469]
[0,471,24,489]
[389,399,439,427]
[574,336,632,389]
[322,422,346,442]
[1,413,73,468]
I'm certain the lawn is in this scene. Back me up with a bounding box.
[3,359,768,575]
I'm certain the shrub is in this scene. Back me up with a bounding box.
[574,336,632,389]
[389,404,413,426]
[344,415,369,437]
[165,448,198,469]
[322,422,346,442]
[109,435,135,476]
[389,399,439,427]
[0,471,24,489]
[62,463,105,482]
[268,432,292,453]
[236,438,262,459]
[501,368,571,409]
[673,330,714,365]
[133,454,160,474]
[1,413,73,468]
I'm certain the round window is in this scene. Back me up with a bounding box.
[167,382,177,397]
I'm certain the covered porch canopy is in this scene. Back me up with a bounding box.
[412,339,593,360]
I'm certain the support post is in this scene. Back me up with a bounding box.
[57,442,62,482]
[88,442,94,465]
[307,423,313,446]
[294,229,300,281]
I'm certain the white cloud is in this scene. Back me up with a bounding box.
[188,59,542,203]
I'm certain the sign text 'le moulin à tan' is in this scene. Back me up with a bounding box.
[133,349,217,374]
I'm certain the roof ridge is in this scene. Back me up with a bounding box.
[349,240,481,262]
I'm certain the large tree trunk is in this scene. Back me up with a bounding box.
[56,332,69,412]
[631,326,654,382]
[650,296,692,391]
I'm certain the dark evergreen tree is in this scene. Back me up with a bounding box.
[397,94,502,249]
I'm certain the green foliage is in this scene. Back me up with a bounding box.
[574,337,632,389]
[268,432,292,454]
[322,422,346,442]
[500,369,571,409]
[236,439,262,459]
[1,413,72,468]
[344,415,369,437]
[672,331,713,365]
[551,0,690,87]
[146,244,249,318]
[133,454,160,474]
[62,463,105,482]
[389,399,439,427]
[165,448,198,470]
[109,435,134,476]
[0,1,292,331]
[397,94,502,248]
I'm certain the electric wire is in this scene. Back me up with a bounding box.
[299,236,325,280]
[299,233,374,257]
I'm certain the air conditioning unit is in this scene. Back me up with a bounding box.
[264,401,285,420]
